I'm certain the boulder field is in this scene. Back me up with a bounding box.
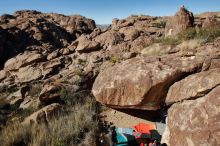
[0,7,220,146]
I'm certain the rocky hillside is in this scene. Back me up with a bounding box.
[0,7,220,146]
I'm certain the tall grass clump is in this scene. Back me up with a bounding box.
[155,37,181,46]
[156,27,220,46]
[0,90,99,146]
[196,27,220,42]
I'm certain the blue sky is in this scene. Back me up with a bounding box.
[0,0,220,24]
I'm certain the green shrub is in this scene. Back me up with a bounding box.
[177,27,220,43]
[109,56,119,64]
[74,69,83,76]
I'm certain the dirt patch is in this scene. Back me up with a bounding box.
[100,107,157,128]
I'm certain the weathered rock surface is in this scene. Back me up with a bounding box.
[4,51,45,71]
[22,103,62,125]
[47,50,60,61]
[165,6,194,36]
[75,34,100,53]
[0,70,6,82]
[47,13,96,35]
[15,66,42,83]
[94,30,124,47]
[162,85,220,146]
[39,83,62,104]
[92,55,203,110]
[166,68,220,104]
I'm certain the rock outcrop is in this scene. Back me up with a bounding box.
[162,85,220,146]
[0,8,220,146]
[165,6,194,36]
[0,10,96,69]
[202,16,220,28]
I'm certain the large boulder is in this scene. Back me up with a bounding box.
[165,6,194,36]
[166,68,220,105]
[92,55,204,110]
[162,85,220,146]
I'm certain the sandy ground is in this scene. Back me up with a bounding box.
[100,107,157,128]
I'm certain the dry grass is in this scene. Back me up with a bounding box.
[141,43,173,56]
[29,83,42,97]
[0,94,98,146]
[177,39,204,51]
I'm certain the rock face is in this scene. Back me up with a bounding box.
[165,6,194,36]
[162,85,220,146]
[92,55,203,110]
[166,68,220,104]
